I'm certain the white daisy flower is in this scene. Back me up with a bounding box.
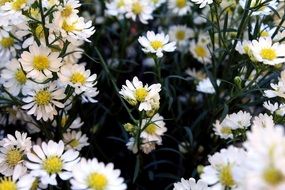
[190,0,213,8]
[168,0,191,16]
[189,40,211,64]
[0,0,33,26]
[106,0,128,18]
[0,165,34,190]
[252,113,275,128]
[70,158,127,190]
[138,31,176,58]
[242,125,285,189]
[264,70,285,99]
[58,0,80,19]
[22,82,66,121]
[239,0,278,16]
[213,111,251,139]
[263,101,279,114]
[26,140,80,186]
[196,78,221,94]
[63,130,89,151]
[173,178,209,190]
[19,43,62,82]
[201,146,246,190]
[185,68,206,81]
[227,111,252,129]
[125,0,154,24]
[140,113,167,143]
[0,35,19,66]
[50,13,95,44]
[0,131,32,176]
[169,25,193,47]
[58,63,98,96]
[250,37,285,65]
[119,76,161,111]
[1,59,27,96]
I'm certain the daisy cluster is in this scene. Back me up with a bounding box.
[0,131,127,189]
[0,0,99,122]
[119,76,167,154]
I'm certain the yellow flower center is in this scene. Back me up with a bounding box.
[176,0,186,8]
[12,0,27,11]
[134,87,148,102]
[260,31,269,37]
[69,139,79,148]
[43,156,63,174]
[260,48,276,61]
[15,69,26,85]
[0,177,16,190]
[6,149,22,167]
[35,25,44,39]
[61,5,73,17]
[145,124,157,135]
[35,90,52,106]
[70,72,86,85]
[62,20,77,32]
[175,30,186,41]
[0,37,14,48]
[219,165,235,187]
[87,172,108,190]
[150,40,163,50]
[263,167,283,185]
[33,55,49,71]
[220,127,232,135]
[132,2,143,14]
[194,45,207,58]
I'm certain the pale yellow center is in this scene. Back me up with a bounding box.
[219,165,235,187]
[12,0,27,11]
[62,20,77,32]
[6,149,22,167]
[70,72,86,85]
[260,48,276,60]
[145,124,157,135]
[175,30,186,41]
[61,5,73,17]
[220,127,232,135]
[87,172,108,190]
[260,31,269,37]
[33,55,49,71]
[132,2,143,14]
[194,45,207,58]
[263,167,283,185]
[69,139,79,148]
[35,90,52,106]
[0,178,16,190]
[15,69,26,85]
[134,87,148,102]
[0,37,14,48]
[43,156,63,174]
[176,0,186,8]
[150,40,163,50]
